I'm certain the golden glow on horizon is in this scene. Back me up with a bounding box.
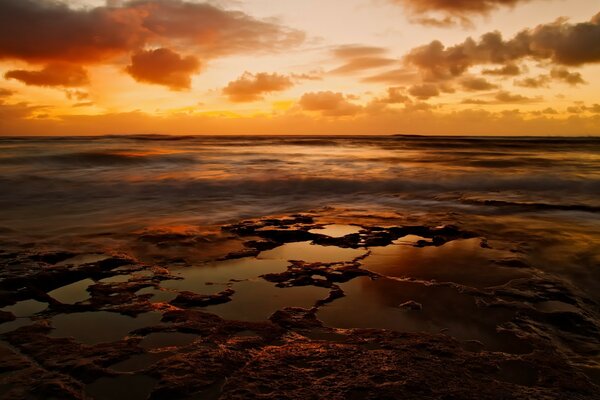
[0,0,599,135]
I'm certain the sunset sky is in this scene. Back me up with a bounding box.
[1,0,599,135]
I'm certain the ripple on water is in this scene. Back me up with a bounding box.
[49,311,162,345]
[258,241,366,263]
[47,278,94,304]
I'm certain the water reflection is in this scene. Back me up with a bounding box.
[49,311,162,345]
[205,280,330,321]
[363,238,530,288]
[47,278,94,304]
[258,242,366,263]
[317,276,531,353]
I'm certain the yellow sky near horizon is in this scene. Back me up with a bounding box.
[0,0,599,135]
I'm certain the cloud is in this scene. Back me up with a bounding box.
[362,68,419,84]
[332,45,387,59]
[330,57,397,74]
[462,90,541,104]
[482,64,522,76]
[567,103,600,114]
[495,90,540,103]
[5,63,89,87]
[408,83,440,100]
[395,0,532,15]
[0,0,304,64]
[0,88,14,98]
[381,87,411,104]
[549,67,586,85]
[223,72,294,102]
[404,12,600,81]
[390,0,536,27]
[329,45,396,75]
[126,48,200,90]
[514,67,585,88]
[460,77,498,91]
[299,91,362,116]
[514,75,551,88]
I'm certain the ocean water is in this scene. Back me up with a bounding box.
[1,135,598,227]
[0,135,598,294]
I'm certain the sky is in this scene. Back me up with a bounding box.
[0,0,599,135]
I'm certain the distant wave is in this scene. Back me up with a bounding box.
[0,151,197,167]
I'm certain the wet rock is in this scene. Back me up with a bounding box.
[29,251,77,265]
[398,300,423,311]
[171,288,235,308]
[270,307,323,330]
[0,309,15,323]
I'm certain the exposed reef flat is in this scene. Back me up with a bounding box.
[0,209,599,399]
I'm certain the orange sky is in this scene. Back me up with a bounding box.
[0,0,599,135]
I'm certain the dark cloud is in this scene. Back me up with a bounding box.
[549,67,586,85]
[299,91,362,116]
[495,90,540,103]
[394,0,533,15]
[381,87,411,104]
[0,88,14,97]
[404,12,600,81]
[126,48,200,90]
[408,83,440,100]
[0,0,304,64]
[460,77,498,91]
[482,64,522,76]
[5,64,89,87]
[223,72,294,102]
[391,0,536,27]
[514,67,585,88]
[514,75,551,88]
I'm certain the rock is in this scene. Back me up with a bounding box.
[398,300,423,311]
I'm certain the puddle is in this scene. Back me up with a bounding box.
[309,224,362,238]
[534,301,580,314]
[136,287,178,303]
[1,299,47,317]
[259,241,366,263]
[47,278,94,304]
[393,235,428,245]
[317,276,532,354]
[0,318,33,335]
[362,238,530,288]
[109,352,171,373]
[161,258,289,293]
[55,253,110,267]
[205,280,330,322]
[139,332,198,350]
[86,374,157,400]
[99,275,131,284]
[49,311,162,345]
